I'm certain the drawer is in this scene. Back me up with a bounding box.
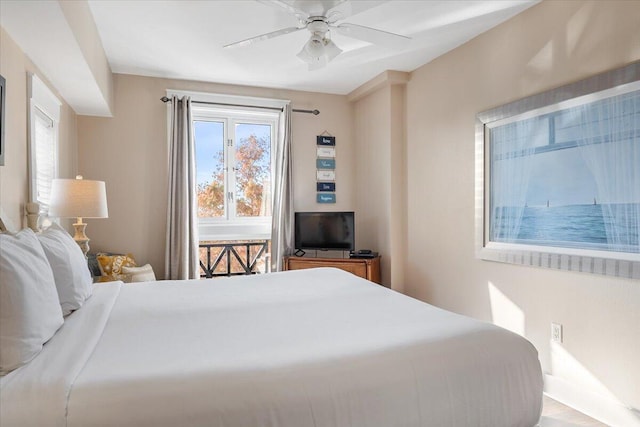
[332,263,367,278]
[284,256,381,284]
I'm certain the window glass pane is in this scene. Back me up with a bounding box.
[234,123,272,217]
[195,120,225,218]
[34,107,55,209]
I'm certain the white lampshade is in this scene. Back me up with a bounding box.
[49,177,108,219]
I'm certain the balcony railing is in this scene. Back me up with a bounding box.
[199,241,269,278]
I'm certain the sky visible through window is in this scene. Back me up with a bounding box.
[194,121,271,187]
[195,120,223,187]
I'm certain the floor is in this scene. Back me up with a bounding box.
[540,395,608,426]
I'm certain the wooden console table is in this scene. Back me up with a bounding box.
[284,256,381,284]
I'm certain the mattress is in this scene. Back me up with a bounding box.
[0,268,543,426]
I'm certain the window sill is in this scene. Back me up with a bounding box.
[199,221,271,242]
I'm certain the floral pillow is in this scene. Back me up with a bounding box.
[96,253,137,282]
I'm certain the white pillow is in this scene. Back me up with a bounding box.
[0,228,64,375]
[122,263,156,282]
[37,223,93,315]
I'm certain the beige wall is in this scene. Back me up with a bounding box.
[0,28,78,230]
[77,74,354,274]
[354,87,391,284]
[352,74,408,288]
[404,0,639,424]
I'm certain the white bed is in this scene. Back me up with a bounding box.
[0,267,543,427]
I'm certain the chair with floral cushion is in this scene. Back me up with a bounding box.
[88,253,156,282]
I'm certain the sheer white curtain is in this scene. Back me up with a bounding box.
[166,96,199,279]
[270,103,294,271]
[490,117,543,242]
[577,91,640,253]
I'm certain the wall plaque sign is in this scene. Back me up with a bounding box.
[317,193,336,203]
[317,170,335,181]
[316,135,336,146]
[317,182,336,192]
[317,147,336,158]
[316,158,336,169]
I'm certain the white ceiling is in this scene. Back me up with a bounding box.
[1,0,113,116]
[2,0,539,115]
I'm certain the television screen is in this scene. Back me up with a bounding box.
[295,212,355,251]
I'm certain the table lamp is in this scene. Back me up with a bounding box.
[49,175,108,257]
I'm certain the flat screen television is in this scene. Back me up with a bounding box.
[295,211,355,251]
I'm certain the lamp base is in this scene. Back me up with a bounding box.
[72,221,90,257]
[25,202,40,231]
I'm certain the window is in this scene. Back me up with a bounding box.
[28,73,61,218]
[167,90,287,277]
[32,108,56,209]
[193,105,278,241]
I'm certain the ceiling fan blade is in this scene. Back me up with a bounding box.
[257,0,309,21]
[224,26,304,49]
[326,1,386,23]
[278,0,346,18]
[334,23,410,48]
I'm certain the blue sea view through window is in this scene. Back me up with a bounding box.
[489,87,640,255]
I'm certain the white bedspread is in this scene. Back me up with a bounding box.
[1,268,543,426]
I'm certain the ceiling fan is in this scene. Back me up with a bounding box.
[224,0,410,70]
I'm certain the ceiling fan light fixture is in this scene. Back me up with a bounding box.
[297,32,342,69]
[324,39,342,61]
[306,34,325,58]
[308,58,328,71]
[297,34,324,63]
[296,42,316,64]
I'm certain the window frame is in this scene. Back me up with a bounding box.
[166,90,287,242]
[192,105,278,240]
[28,73,61,217]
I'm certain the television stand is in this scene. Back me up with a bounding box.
[283,256,381,284]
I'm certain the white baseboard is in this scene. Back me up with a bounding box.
[544,374,640,427]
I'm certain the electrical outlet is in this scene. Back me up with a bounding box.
[551,322,563,343]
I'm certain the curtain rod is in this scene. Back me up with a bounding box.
[160,96,319,115]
